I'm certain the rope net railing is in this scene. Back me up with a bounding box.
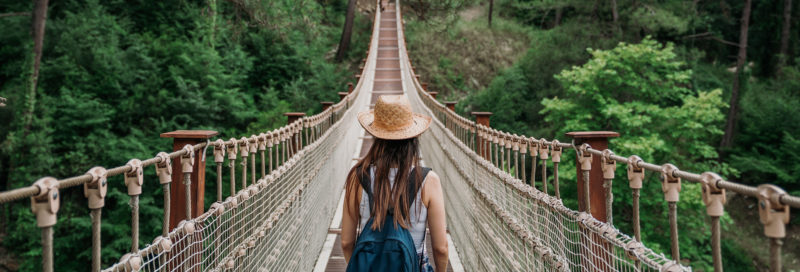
[0,1,380,271]
[392,1,797,271]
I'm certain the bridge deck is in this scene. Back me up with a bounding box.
[316,3,456,271]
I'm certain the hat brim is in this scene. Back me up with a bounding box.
[357,110,432,140]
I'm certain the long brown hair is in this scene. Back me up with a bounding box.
[345,138,423,230]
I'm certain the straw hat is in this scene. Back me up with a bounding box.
[358,95,431,140]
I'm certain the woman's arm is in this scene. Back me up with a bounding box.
[423,172,448,271]
[341,177,361,262]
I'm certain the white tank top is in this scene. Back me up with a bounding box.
[358,166,428,254]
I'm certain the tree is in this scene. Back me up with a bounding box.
[540,38,729,268]
[488,0,493,27]
[335,0,357,61]
[778,0,792,73]
[23,0,49,135]
[720,0,752,148]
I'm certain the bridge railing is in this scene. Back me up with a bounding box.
[401,16,797,270]
[0,1,381,271]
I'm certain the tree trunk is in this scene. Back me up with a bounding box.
[23,0,49,135]
[778,0,792,73]
[721,0,752,148]
[611,0,619,24]
[335,0,357,62]
[554,7,562,27]
[488,0,493,27]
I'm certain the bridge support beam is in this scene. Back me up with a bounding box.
[321,101,334,111]
[566,131,619,220]
[285,112,306,150]
[567,131,619,272]
[160,130,219,230]
[472,112,492,161]
[444,101,457,112]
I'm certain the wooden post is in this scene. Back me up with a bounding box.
[321,102,334,111]
[566,131,619,272]
[348,82,354,94]
[472,112,492,160]
[444,101,457,111]
[285,113,305,150]
[338,92,349,101]
[160,130,218,230]
[428,91,438,99]
[566,131,619,219]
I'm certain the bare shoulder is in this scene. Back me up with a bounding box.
[424,170,441,187]
[421,171,442,206]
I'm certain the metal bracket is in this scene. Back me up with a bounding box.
[757,184,790,238]
[155,152,172,184]
[660,164,681,202]
[31,177,60,227]
[125,159,144,196]
[577,143,592,171]
[700,172,726,217]
[626,155,644,189]
[84,167,108,209]
[601,150,616,180]
[181,145,195,174]
[551,140,562,163]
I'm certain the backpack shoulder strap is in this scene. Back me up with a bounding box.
[358,166,374,212]
[406,167,431,209]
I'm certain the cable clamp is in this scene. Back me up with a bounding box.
[226,138,238,160]
[249,135,258,154]
[601,150,616,179]
[551,140,562,163]
[258,133,267,151]
[577,143,592,171]
[84,167,108,209]
[538,139,550,160]
[125,159,143,196]
[31,177,59,227]
[238,137,250,158]
[529,137,538,157]
[626,155,644,189]
[700,172,726,217]
[519,137,528,154]
[757,184,789,238]
[660,164,681,202]
[213,139,226,163]
[181,144,195,174]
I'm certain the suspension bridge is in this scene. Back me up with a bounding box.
[1,0,798,271]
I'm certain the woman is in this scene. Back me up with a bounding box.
[341,95,448,271]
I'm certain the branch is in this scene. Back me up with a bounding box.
[0,12,31,18]
[682,32,740,47]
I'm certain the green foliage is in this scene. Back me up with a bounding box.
[540,38,729,269]
[729,64,800,196]
[0,0,367,270]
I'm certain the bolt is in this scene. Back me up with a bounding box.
[102,180,107,186]
[52,192,58,200]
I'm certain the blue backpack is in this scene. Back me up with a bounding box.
[346,167,431,272]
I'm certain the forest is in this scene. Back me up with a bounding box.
[1,0,799,271]
[403,0,800,270]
